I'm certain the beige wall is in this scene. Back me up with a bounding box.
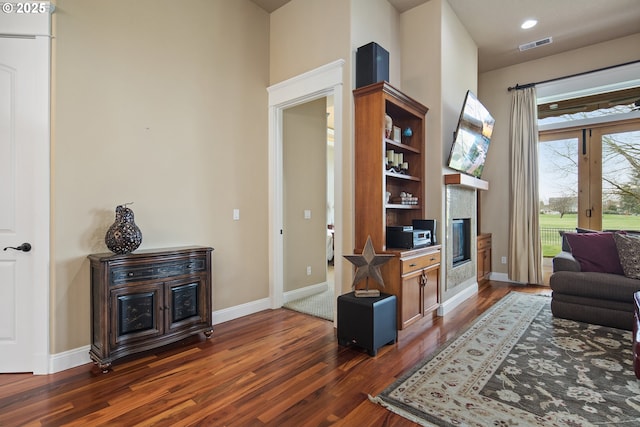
[401,0,477,303]
[52,0,270,353]
[270,0,353,293]
[478,33,640,278]
[283,98,327,291]
[351,0,402,88]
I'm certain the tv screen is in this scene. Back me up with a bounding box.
[447,90,495,179]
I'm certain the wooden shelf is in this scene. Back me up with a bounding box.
[444,173,489,190]
[354,82,439,331]
[385,139,420,154]
[385,171,421,181]
[386,204,421,210]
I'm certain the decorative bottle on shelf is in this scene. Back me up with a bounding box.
[105,204,143,254]
[402,127,413,144]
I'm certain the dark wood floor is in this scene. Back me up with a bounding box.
[0,282,551,427]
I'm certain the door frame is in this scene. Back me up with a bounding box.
[0,15,51,374]
[267,60,344,311]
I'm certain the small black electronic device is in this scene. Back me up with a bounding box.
[386,226,431,249]
[412,219,437,244]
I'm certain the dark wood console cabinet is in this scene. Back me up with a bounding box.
[88,246,213,372]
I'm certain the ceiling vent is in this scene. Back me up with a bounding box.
[519,37,553,52]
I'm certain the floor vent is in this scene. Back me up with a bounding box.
[519,37,553,52]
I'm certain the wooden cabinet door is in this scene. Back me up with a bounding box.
[422,267,439,313]
[400,270,422,328]
[166,277,208,333]
[110,283,163,348]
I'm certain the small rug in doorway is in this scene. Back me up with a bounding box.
[283,286,333,321]
[370,292,640,426]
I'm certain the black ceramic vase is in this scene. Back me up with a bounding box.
[105,204,142,254]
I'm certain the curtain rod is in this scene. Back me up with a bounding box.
[507,59,640,92]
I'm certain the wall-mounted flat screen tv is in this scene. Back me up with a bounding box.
[447,90,495,179]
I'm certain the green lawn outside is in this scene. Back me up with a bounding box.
[539,213,640,257]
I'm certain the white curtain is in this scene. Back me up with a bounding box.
[508,86,543,284]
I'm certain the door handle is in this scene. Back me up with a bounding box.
[3,243,32,252]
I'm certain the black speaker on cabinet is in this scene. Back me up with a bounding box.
[356,42,389,88]
[413,219,437,244]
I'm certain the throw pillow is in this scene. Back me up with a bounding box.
[560,228,598,252]
[564,232,625,275]
[613,232,640,279]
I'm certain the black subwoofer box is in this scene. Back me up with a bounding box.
[356,42,389,88]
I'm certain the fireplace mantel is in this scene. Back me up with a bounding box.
[444,173,489,191]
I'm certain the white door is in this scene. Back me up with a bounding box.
[0,36,50,373]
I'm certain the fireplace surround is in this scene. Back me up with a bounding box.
[445,185,477,291]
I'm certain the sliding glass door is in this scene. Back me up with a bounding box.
[539,118,640,256]
[538,130,579,256]
[593,122,640,231]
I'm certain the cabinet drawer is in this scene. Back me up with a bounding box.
[111,266,155,284]
[156,258,206,278]
[111,257,206,285]
[401,251,440,275]
[477,237,492,250]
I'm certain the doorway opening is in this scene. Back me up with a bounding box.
[267,59,344,321]
[281,96,335,321]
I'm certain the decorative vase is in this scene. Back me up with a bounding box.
[105,204,142,254]
[402,127,413,144]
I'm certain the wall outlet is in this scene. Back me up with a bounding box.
[304,209,311,219]
[501,256,507,264]
[233,209,240,220]
[306,266,312,276]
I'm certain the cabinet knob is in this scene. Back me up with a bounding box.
[409,263,417,267]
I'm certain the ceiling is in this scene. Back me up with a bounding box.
[250,0,640,72]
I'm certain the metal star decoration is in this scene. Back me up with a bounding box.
[343,236,394,293]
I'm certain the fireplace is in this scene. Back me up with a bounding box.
[452,218,471,266]
[445,185,476,292]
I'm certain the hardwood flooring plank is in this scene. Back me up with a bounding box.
[0,283,550,426]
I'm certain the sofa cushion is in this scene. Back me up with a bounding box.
[550,271,640,302]
[564,232,624,275]
[614,232,640,279]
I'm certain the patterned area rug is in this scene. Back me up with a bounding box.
[370,292,640,426]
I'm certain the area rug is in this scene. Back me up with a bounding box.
[283,285,334,321]
[370,292,640,426]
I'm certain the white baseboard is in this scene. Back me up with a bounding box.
[489,272,511,282]
[437,283,479,316]
[283,282,328,304]
[49,345,91,374]
[48,297,275,374]
[212,297,272,325]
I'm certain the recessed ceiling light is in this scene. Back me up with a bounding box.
[521,19,538,29]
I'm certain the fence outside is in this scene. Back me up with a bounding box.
[540,227,573,257]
